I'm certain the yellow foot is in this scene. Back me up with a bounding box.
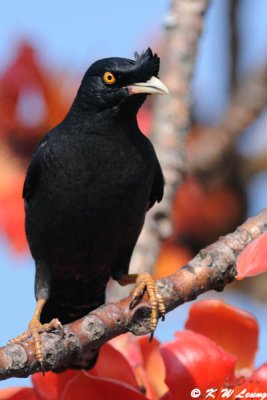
[9,318,63,369]
[129,272,166,340]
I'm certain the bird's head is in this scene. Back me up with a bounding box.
[76,48,169,116]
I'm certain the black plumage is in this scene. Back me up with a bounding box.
[20,48,168,367]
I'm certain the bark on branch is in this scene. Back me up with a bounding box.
[129,0,211,277]
[1,208,267,380]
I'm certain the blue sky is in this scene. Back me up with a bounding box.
[1,0,267,389]
[0,1,169,72]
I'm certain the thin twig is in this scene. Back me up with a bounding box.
[189,67,267,177]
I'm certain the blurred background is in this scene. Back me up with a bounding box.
[1,0,267,388]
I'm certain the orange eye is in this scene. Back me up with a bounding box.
[103,71,116,85]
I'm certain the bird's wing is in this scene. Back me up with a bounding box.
[148,162,164,210]
[22,136,48,204]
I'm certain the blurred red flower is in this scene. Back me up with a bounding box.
[1,299,266,400]
[0,42,76,252]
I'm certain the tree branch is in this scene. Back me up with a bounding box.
[189,66,267,178]
[129,0,211,277]
[1,208,267,380]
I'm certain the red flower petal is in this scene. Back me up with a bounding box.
[62,371,149,400]
[92,343,139,389]
[185,299,258,372]
[159,393,171,400]
[110,334,143,369]
[32,370,77,400]
[160,330,236,400]
[0,175,28,253]
[139,337,168,398]
[236,231,267,279]
[252,363,267,382]
[252,363,267,383]
[232,364,267,397]
[137,106,152,135]
[110,334,155,398]
[0,388,36,400]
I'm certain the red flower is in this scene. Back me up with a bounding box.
[1,299,266,400]
[185,299,258,373]
[160,300,265,399]
[0,174,26,252]
[236,231,267,280]
[0,42,76,252]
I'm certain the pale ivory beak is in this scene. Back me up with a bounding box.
[127,76,169,95]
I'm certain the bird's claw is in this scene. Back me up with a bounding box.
[130,272,166,337]
[9,318,63,367]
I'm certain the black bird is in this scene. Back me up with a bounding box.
[10,48,168,369]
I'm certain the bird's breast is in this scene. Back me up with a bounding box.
[27,132,154,278]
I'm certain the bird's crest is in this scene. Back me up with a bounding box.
[133,48,160,79]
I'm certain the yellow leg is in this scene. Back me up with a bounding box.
[117,273,166,339]
[9,298,63,370]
